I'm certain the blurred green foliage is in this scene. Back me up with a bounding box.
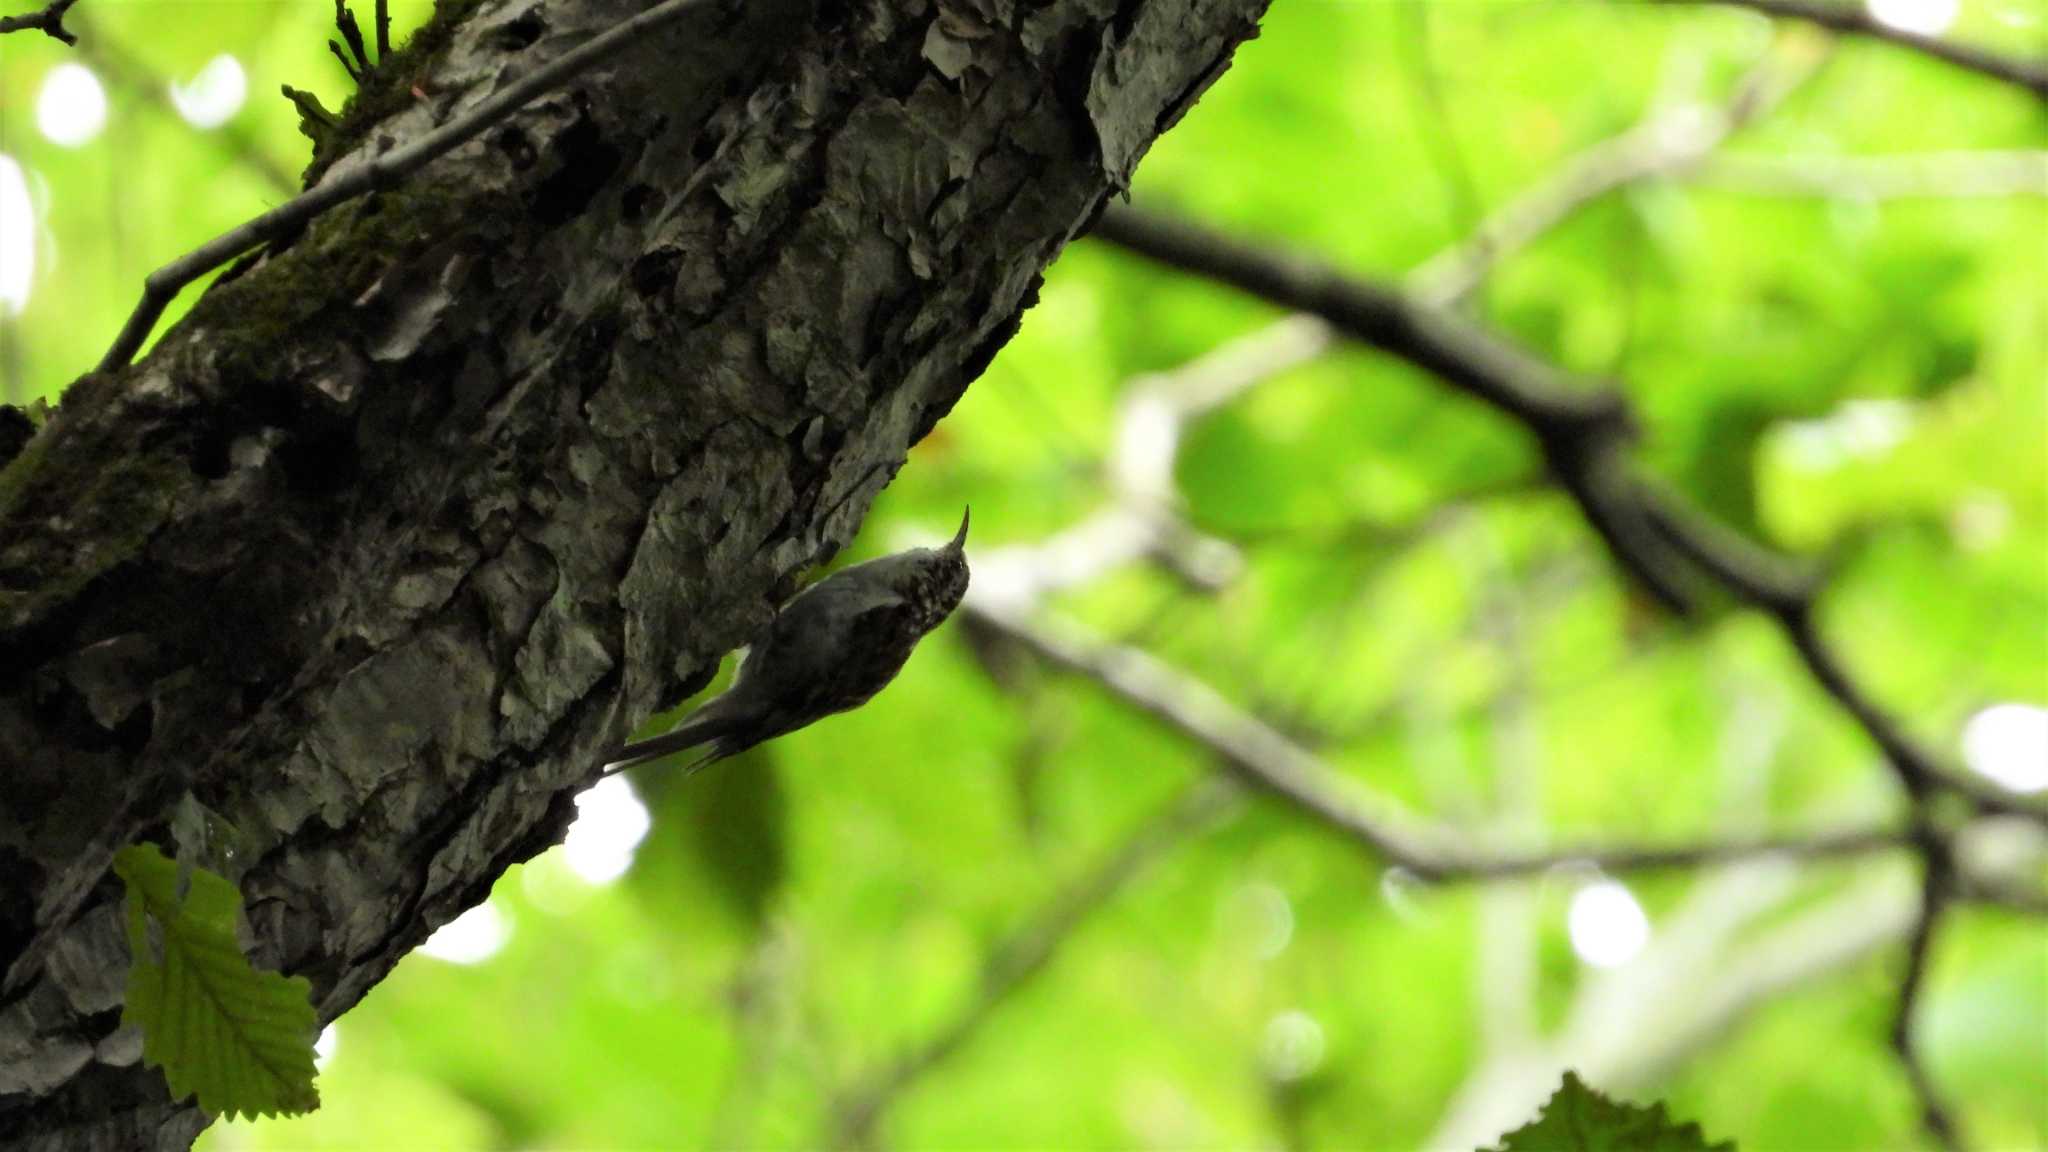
[3,0,2044,1148]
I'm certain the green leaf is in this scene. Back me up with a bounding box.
[1485,1072,1734,1152]
[114,843,321,1121]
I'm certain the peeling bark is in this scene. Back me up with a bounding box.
[0,0,1267,1144]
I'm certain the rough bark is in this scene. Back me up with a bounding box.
[0,0,1267,1144]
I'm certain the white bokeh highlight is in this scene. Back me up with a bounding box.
[1779,399,1915,472]
[1568,880,1650,969]
[1260,1010,1326,1082]
[1962,703,2048,794]
[0,155,32,316]
[1221,882,1294,960]
[562,774,652,885]
[417,900,509,965]
[1867,0,1962,36]
[169,55,248,130]
[313,1023,339,1070]
[37,64,108,149]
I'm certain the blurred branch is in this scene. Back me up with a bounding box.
[1083,37,1819,496]
[828,777,1240,1149]
[1893,840,1963,1150]
[1092,202,2048,830]
[1690,150,2048,199]
[0,0,76,44]
[1095,203,1701,615]
[1093,201,2045,1145]
[95,0,715,372]
[967,602,1915,882]
[1657,0,2048,100]
[1407,35,1826,308]
[72,14,300,196]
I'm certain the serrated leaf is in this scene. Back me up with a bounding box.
[1485,1072,1735,1152]
[114,842,321,1121]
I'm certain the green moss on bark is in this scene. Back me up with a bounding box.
[180,176,494,383]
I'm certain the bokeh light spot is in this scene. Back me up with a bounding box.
[170,56,248,130]
[562,774,652,885]
[1962,703,2048,794]
[1866,0,1961,35]
[1260,1010,1326,1082]
[0,155,32,316]
[1568,880,1650,969]
[313,1024,339,1070]
[37,64,108,148]
[417,900,509,965]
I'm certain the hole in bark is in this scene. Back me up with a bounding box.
[630,247,682,299]
[111,698,153,753]
[567,315,621,401]
[621,183,664,222]
[494,124,538,170]
[494,10,546,49]
[280,424,357,494]
[0,847,37,967]
[533,112,621,228]
[529,298,559,333]
[1111,0,1143,42]
[189,426,231,480]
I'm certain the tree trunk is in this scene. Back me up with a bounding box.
[0,0,1266,1144]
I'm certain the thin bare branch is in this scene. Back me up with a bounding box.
[966,602,1913,883]
[1657,0,2048,100]
[1092,202,2048,831]
[0,0,76,43]
[1892,844,1963,1150]
[95,0,715,373]
[1691,150,2048,199]
[1092,204,1697,614]
[828,777,1240,1149]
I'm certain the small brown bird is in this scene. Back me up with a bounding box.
[601,509,971,776]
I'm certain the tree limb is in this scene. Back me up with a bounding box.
[1090,202,2047,828]
[0,0,1272,1143]
[1892,838,1963,1150]
[1089,201,2043,1145]
[0,0,76,44]
[1657,0,2048,101]
[967,603,1914,883]
[1690,150,2048,199]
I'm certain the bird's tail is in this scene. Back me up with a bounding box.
[598,707,744,779]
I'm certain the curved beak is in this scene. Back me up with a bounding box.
[947,507,970,551]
